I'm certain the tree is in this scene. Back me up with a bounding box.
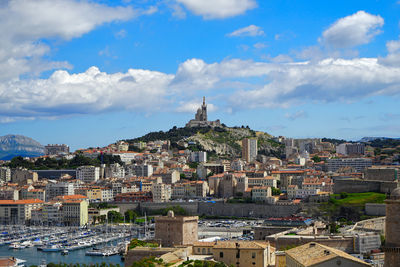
[271,187,281,196]
[312,155,321,162]
[124,210,138,223]
[107,211,124,223]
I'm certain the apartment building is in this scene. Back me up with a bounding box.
[190,151,207,163]
[327,158,372,172]
[242,138,258,162]
[45,182,74,201]
[0,199,44,225]
[0,167,11,183]
[11,168,38,185]
[251,186,272,202]
[76,166,100,183]
[151,183,171,202]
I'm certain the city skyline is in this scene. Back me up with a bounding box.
[1,0,400,150]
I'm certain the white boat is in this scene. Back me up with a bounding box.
[9,243,25,249]
[42,244,61,252]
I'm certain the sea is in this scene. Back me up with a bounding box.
[1,244,124,266]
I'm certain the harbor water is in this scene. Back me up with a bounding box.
[2,242,124,266]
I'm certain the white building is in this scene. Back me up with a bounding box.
[295,188,320,199]
[327,158,372,172]
[105,163,125,178]
[0,167,11,183]
[76,166,100,183]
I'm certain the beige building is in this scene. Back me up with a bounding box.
[54,195,89,226]
[11,168,38,185]
[0,199,43,224]
[151,183,171,202]
[285,242,371,267]
[212,241,274,267]
[26,189,46,201]
[155,211,198,247]
[252,186,272,202]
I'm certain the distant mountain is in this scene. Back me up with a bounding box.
[359,137,399,142]
[0,134,44,160]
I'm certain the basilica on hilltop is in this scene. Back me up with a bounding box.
[185,97,221,128]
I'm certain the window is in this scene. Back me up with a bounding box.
[220,252,223,258]
[197,248,200,253]
[252,252,256,259]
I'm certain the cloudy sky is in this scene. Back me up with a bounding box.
[1,0,400,150]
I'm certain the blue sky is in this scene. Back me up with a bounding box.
[1,0,400,150]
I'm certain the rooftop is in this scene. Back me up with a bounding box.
[286,242,370,266]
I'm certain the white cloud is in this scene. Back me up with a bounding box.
[0,66,173,119]
[5,56,400,121]
[321,11,383,48]
[228,25,265,37]
[230,57,400,109]
[378,37,400,66]
[176,0,257,19]
[0,0,137,82]
[285,111,308,121]
[115,29,127,39]
[254,42,267,49]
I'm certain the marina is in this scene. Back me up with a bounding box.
[0,225,142,266]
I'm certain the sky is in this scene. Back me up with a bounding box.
[1,0,400,150]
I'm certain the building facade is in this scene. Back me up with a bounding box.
[242,138,258,163]
[155,211,198,247]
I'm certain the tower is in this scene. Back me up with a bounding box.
[384,188,400,267]
[201,96,207,121]
[242,138,258,162]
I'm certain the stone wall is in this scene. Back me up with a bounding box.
[365,203,386,216]
[198,202,300,218]
[140,202,199,215]
[334,179,398,194]
[115,201,301,218]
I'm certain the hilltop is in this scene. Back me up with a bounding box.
[125,126,284,159]
[0,134,44,160]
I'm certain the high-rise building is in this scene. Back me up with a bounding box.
[190,151,207,163]
[242,138,258,162]
[0,167,11,183]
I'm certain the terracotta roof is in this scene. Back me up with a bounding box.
[54,194,87,200]
[0,199,43,205]
[193,242,216,247]
[0,257,17,267]
[286,242,370,266]
[214,241,269,249]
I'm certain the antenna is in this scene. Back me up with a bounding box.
[203,96,205,105]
